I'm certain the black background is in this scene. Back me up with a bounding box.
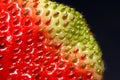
[54,0,120,80]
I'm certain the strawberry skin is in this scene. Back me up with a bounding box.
[0,0,104,80]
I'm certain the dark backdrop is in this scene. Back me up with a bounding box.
[54,0,120,80]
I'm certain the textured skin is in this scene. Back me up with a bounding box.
[0,0,104,80]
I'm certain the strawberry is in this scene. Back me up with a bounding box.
[0,0,104,80]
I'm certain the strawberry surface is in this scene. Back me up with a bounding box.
[0,0,104,80]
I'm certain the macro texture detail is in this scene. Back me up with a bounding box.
[0,0,104,80]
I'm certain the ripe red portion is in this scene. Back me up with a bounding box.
[0,1,93,80]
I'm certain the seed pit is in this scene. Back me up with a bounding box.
[0,14,7,21]
[43,60,49,66]
[0,54,3,59]
[25,18,31,26]
[53,12,59,17]
[9,66,16,73]
[58,61,66,69]
[0,43,6,48]
[22,67,28,72]
[24,55,31,61]
[15,38,21,43]
[62,13,68,20]
[69,66,75,70]
[22,1,27,7]
[13,29,20,35]
[35,73,40,79]
[0,35,5,40]
[0,64,2,67]
[0,23,7,30]
[46,63,55,73]
[68,71,75,78]
[7,4,14,11]
[72,58,77,63]
[45,18,51,25]
[54,56,59,62]
[27,39,33,45]
[37,43,43,49]
[63,21,69,27]
[36,10,41,15]
[46,52,51,57]
[27,29,33,34]
[33,2,38,8]
[32,67,39,73]
[38,36,44,41]
[12,56,18,62]
[37,50,43,55]
[13,18,19,25]
[78,76,83,80]
[46,10,50,16]
[25,47,31,53]
[56,71,62,77]
[81,54,86,60]
[12,9,18,16]
[87,72,92,78]
[35,18,41,25]
[23,9,29,15]
[13,48,20,52]
[81,64,86,69]
[34,56,41,62]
